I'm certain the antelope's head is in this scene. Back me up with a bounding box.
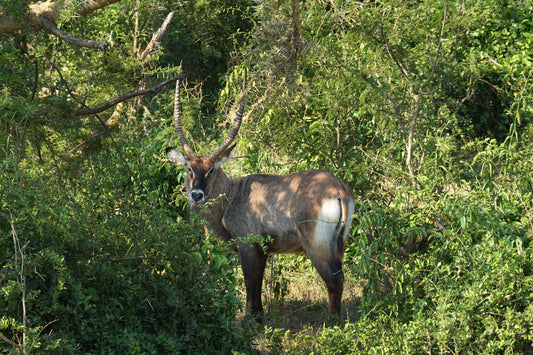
[166,80,244,205]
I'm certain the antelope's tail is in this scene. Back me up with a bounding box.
[335,195,354,260]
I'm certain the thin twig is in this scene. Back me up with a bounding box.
[419,5,447,92]
[7,214,28,355]
[31,59,39,102]
[280,303,324,320]
[108,256,152,262]
[37,139,89,180]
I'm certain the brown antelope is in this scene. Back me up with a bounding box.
[166,80,354,317]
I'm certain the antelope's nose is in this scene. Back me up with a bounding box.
[191,190,205,203]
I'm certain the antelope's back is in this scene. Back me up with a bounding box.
[221,169,354,252]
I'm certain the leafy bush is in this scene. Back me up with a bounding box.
[0,131,249,353]
[266,176,532,353]
[2,0,533,353]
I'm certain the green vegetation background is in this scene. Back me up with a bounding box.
[1,0,532,353]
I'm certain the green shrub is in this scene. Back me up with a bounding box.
[0,138,248,353]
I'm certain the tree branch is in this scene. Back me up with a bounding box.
[74,0,123,17]
[37,16,109,50]
[419,5,448,92]
[384,39,411,82]
[0,332,26,355]
[73,73,187,116]
[0,0,121,37]
[139,12,175,62]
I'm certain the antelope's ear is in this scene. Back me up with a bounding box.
[166,147,189,166]
[214,144,236,168]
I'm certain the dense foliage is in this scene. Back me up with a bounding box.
[1,121,247,353]
[1,0,532,353]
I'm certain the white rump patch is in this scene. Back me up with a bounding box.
[314,198,342,246]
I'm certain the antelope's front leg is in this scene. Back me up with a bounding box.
[238,244,267,318]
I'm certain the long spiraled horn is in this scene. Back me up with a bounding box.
[174,79,195,158]
[208,75,247,161]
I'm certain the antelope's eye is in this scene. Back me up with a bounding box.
[205,167,214,178]
[187,167,194,177]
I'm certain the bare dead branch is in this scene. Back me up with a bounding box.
[0,0,121,35]
[74,0,122,17]
[139,12,175,62]
[38,16,109,50]
[0,332,26,355]
[73,73,187,116]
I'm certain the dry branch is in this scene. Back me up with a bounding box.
[37,16,109,50]
[139,12,175,62]
[0,0,120,49]
[73,73,187,116]
[0,332,26,355]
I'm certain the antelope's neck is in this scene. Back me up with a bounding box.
[194,171,238,241]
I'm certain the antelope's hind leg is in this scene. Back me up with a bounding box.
[310,248,344,315]
[306,199,346,315]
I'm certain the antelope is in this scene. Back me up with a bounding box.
[166,80,354,317]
